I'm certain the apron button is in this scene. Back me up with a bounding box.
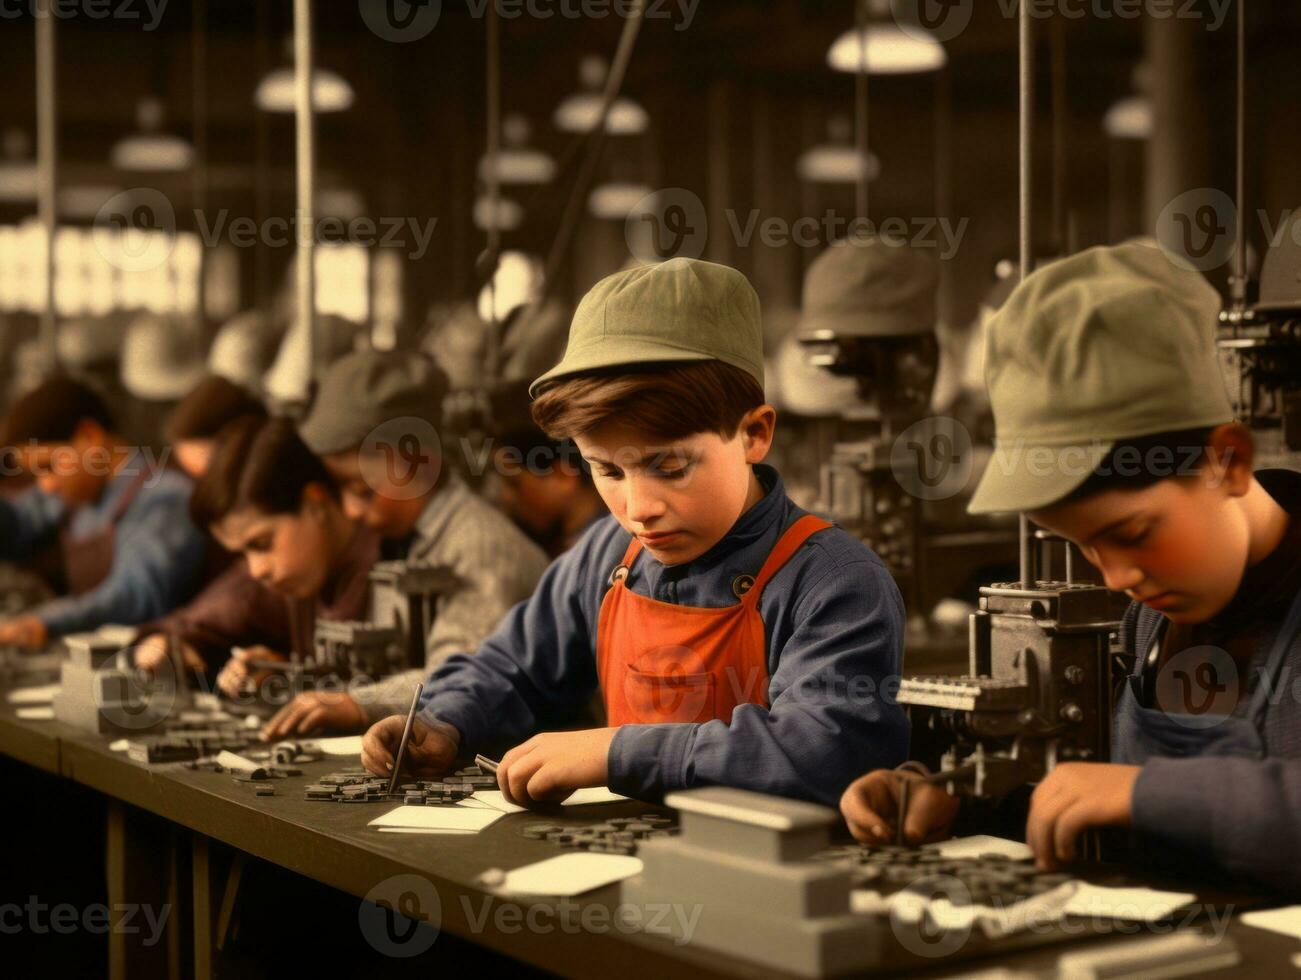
[732,574,755,598]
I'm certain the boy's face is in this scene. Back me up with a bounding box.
[18,421,113,507]
[575,406,775,566]
[1029,449,1253,624]
[322,450,431,541]
[212,491,337,600]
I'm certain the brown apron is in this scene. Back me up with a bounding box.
[60,469,151,596]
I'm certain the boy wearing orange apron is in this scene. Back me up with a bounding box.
[361,258,909,806]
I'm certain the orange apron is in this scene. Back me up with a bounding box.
[596,514,831,726]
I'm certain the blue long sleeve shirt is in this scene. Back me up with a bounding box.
[1117,469,1301,893]
[418,464,909,805]
[0,455,206,636]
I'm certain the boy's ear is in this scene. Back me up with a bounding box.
[1204,422,1254,496]
[741,405,777,464]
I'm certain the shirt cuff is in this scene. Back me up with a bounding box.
[607,724,696,802]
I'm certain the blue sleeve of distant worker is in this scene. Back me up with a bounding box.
[0,486,65,560]
[606,555,910,806]
[34,479,207,636]
[417,535,600,748]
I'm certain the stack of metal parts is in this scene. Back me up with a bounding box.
[304,765,497,804]
[817,843,1072,905]
[520,814,676,855]
[125,727,254,764]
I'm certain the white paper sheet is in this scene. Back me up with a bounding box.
[109,739,130,752]
[471,787,629,814]
[1241,906,1301,941]
[497,853,644,897]
[369,806,506,833]
[7,684,59,705]
[1061,884,1196,922]
[934,835,1034,861]
[304,735,365,757]
[15,706,55,720]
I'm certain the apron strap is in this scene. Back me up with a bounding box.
[608,535,643,586]
[1246,583,1301,730]
[744,515,833,606]
[108,467,152,524]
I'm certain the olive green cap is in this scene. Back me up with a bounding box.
[799,235,938,338]
[968,242,1235,514]
[529,258,763,398]
[299,350,448,456]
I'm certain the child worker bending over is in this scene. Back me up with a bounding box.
[840,242,1301,893]
[361,257,909,806]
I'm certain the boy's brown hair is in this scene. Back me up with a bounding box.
[531,360,766,443]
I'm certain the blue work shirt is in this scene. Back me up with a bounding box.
[0,452,206,636]
[419,464,909,805]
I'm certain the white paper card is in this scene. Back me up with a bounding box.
[16,706,55,720]
[1241,906,1301,941]
[471,787,628,814]
[7,684,59,705]
[369,806,506,833]
[305,736,365,757]
[498,854,644,897]
[933,836,1035,861]
[1061,884,1196,922]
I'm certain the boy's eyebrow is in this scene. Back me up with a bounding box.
[1084,514,1144,544]
[581,450,690,467]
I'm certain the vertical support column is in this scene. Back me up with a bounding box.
[1018,0,1035,591]
[1144,11,1208,230]
[293,0,317,405]
[35,0,57,372]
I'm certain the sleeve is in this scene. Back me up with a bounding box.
[35,486,207,637]
[415,536,602,749]
[133,562,290,669]
[0,486,64,560]
[352,518,551,723]
[1131,755,1301,892]
[606,556,910,806]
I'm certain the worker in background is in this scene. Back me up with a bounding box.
[185,416,380,699]
[132,376,274,677]
[486,377,607,558]
[259,351,549,738]
[840,242,1301,893]
[0,376,206,646]
[359,258,909,807]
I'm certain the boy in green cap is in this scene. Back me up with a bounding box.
[840,241,1301,891]
[361,257,909,806]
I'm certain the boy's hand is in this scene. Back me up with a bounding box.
[0,615,47,649]
[361,715,457,778]
[497,728,618,808]
[840,769,961,845]
[133,635,205,674]
[261,691,368,740]
[1027,762,1139,869]
[216,646,285,699]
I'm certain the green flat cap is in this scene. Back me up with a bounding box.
[968,242,1234,514]
[799,235,938,339]
[529,258,763,398]
[300,350,448,456]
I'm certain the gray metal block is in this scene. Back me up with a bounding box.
[622,871,878,977]
[635,835,853,919]
[667,787,836,862]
